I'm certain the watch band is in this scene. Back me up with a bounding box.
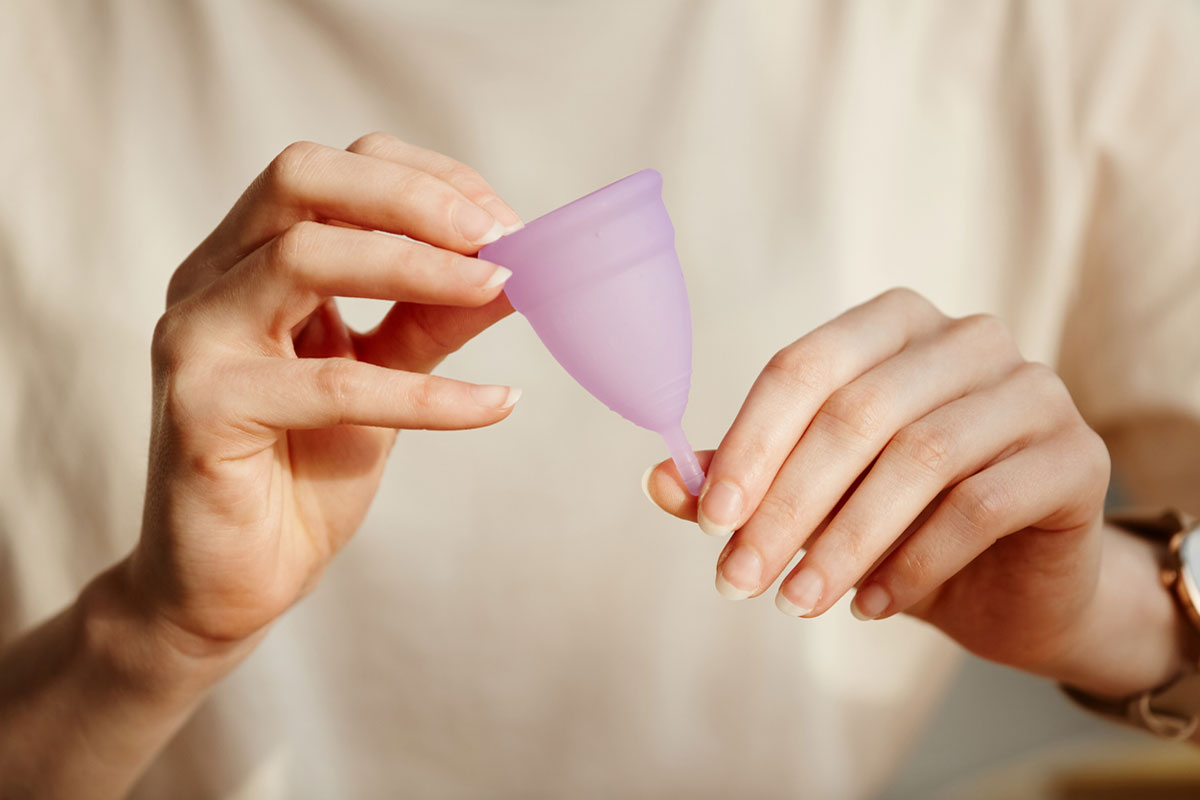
[1059,508,1200,741]
[1061,672,1200,739]
[1106,507,1197,543]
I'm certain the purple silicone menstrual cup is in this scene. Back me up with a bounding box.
[480,169,706,494]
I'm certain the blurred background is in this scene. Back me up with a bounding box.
[4,2,1199,798]
[889,655,1199,799]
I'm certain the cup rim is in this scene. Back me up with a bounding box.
[487,168,663,255]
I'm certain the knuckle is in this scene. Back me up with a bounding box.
[882,286,935,315]
[1078,427,1112,491]
[264,140,324,198]
[391,164,427,196]
[947,477,1009,538]
[399,169,458,215]
[408,376,442,415]
[955,312,1007,339]
[879,286,945,330]
[819,383,888,442]
[882,286,921,305]
[445,162,492,197]
[313,358,361,416]
[1014,361,1076,415]
[895,543,937,585]
[889,422,954,475]
[162,361,216,424]
[347,131,398,157]
[1020,360,1066,394]
[828,525,870,564]
[724,436,774,485]
[953,313,1018,357]
[150,310,180,368]
[1014,359,1057,386]
[763,344,829,396]
[755,490,805,537]
[269,220,322,277]
[435,246,467,277]
[150,307,195,373]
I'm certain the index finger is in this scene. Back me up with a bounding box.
[695,288,944,537]
[346,132,523,233]
[198,141,507,275]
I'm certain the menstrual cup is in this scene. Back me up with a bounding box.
[480,169,705,494]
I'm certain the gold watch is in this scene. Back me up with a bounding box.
[1060,508,1200,740]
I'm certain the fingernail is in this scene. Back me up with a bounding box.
[851,584,890,621]
[715,547,762,601]
[776,568,823,617]
[458,258,512,289]
[453,202,504,246]
[640,464,655,505]
[472,385,521,409]
[482,266,512,289]
[697,480,742,537]
[481,196,523,233]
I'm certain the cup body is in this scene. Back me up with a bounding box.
[480,169,693,432]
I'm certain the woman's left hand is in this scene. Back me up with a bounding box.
[644,288,1112,676]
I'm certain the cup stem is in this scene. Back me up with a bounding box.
[660,423,705,496]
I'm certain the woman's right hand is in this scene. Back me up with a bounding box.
[127,133,523,655]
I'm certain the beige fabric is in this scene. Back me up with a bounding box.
[2,1,1198,797]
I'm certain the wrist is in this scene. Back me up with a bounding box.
[0,558,259,797]
[1049,524,1195,698]
[76,559,256,706]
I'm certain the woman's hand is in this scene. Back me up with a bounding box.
[645,288,1115,677]
[131,133,524,652]
[0,134,527,798]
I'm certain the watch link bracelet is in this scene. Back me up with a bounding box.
[1060,508,1200,740]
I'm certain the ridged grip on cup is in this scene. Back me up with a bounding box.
[480,169,694,433]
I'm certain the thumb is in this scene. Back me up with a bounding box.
[641,450,716,523]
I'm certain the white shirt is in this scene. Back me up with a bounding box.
[3,2,1199,797]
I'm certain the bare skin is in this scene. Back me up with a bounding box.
[0,133,524,798]
[1,136,1197,798]
[645,289,1199,706]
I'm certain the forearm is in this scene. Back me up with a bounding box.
[0,559,253,799]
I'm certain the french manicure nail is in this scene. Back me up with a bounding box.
[697,480,742,537]
[714,547,762,601]
[482,266,513,289]
[640,465,655,505]
[774,593,807,617]
[453,201,505,245]
[482,196,523,233]
[458,258,512,288]
[472,384,522,409]
[851,584,890,621]
[776,568,823,617]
